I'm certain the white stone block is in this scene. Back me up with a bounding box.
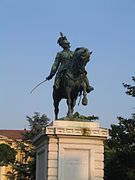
[48,152,58,160]
[48,177,57,180]
[48,160,58,168]
[48,144,58,152]
[48,168,57,176]
[94,169,104,177]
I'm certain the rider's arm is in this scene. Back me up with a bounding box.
[46,53,61,80]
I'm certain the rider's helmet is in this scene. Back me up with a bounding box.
[57,32,70,47]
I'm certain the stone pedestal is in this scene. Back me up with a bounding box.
[33,120,108,180]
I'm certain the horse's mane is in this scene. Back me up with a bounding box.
[70,47,90,78]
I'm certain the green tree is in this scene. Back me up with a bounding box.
[3,112,50,180]
[23,112,50,141]
[105,76,135,180]
[0,144,16,166]
[15,112,50,180]
[105,115,135,180]
[123,76,135,97]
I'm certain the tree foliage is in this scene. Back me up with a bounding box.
[23,112,50,141]
[5,112,50,180]
[105,76,135,180]
[0,144,16,166]
[123,76,135,97]
[105,115,135,180]
[19,112,50,179]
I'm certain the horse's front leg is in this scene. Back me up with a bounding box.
[67,99,73,117]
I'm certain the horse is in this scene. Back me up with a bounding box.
[53,47,92,119]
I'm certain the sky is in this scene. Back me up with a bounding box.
[0,0,135,130]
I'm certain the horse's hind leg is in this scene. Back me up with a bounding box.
[54,98,59,120]
[71,98,76,115]
[53,91,60,119]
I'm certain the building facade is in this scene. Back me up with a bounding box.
[0,130,29,180]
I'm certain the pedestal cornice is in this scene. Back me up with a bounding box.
[33,120,108,145]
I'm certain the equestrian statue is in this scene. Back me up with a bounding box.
[46,33,94,119]
[30,33,94,119]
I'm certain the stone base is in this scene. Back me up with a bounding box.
[33,120,108,180]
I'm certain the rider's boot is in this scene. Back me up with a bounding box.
[86,85,94,93]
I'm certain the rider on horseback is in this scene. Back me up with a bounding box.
[46,33,73,90]
[46,33,93,105]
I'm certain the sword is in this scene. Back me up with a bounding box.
[30,79,47,94]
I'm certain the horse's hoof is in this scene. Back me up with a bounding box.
[82,97,88,106]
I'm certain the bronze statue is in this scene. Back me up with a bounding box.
[46,33,94,119]
[46,32,74,90]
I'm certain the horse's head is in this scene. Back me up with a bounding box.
[73,47,92,69]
